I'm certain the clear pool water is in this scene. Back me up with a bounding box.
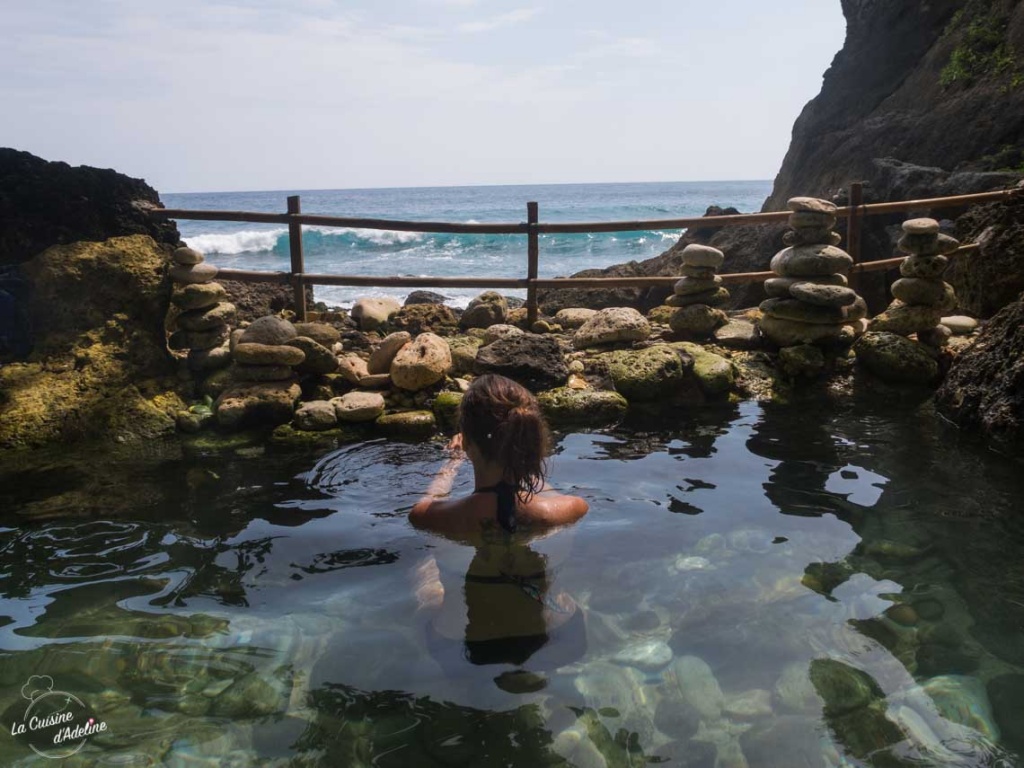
[1,399,1023,767]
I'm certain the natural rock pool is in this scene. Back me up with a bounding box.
[2,399,1023,767]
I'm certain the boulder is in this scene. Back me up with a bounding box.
[404,290,449,306]
[375,410,437,438]
[238,315,298,346]
[671,342,736,396]
[446,335,484,377]
[853,332,939,385]
[286,336,339,375]
[171,282,227,311]
[536,387,628,426]
[646,305,677,325]
[215,381,302,429]
[600,345,691,401]
[669,305,728,338]
[368,331,412,374]
[390,303,459,336]
[358,373,391,388]
[482,324,524,345]
[293,322,341,348]
[390,333,452,391]
[293,400,338,431]
[234,342,305,367]
[351,297,401,331]
[177,302,237,331]
[475,334,569,391]
[573,307,651,349]
[460,291,508,329]
[554,308,597,329]
[333,391,386,422]
[336,354,370,385]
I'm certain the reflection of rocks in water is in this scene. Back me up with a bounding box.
[809,658,884,718]
[741,714,844,768]
[988,674,1024,756]
[572,661,657,746]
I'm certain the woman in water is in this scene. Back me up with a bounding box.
[410,374,589,680]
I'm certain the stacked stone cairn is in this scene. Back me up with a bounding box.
[168,246,236,372]
[666,244,730,339]
[867,218,959,349]
[758,197,867,348]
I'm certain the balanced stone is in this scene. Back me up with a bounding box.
[173,246,204,265]
[170,262,218,284]
[169,325,230,351]
[788,196,837,214]
[187,343,233,373]
[234,342,306,366]
[760,298,849,325]
[293,322,341,348]
[789,283,858,308]
[238,316,297,346]
[674,275,722,295]
[293,400,338,431]
[898,232,960,256]
[665,287,730,307]
[917,324,952,349]
[784,228,842,247]
[680,243,725,269]
[368,331,412,374]
[680,264,718,279]
[869,302,943,336]
[177,302,237,331]
[332,391,386,422]
[764,274,847,298]
[891,278,947,306]
[669,305,728,338]
[935,281,958,312]
[900,254,949,279]
[902,218,940,235]
[771,244,853,277]
[760,315,845,346]
[286,336,338,375]
[171,282,227,311]
[940,315,978,334]
[234,363,295,382]
[788,211,837,230]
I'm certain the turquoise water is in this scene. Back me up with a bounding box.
[2,400,1023,766]
[162,180,771,309]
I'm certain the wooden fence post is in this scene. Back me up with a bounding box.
[526,201,539,327]
[847,182,863,265]
[287,195,307,321]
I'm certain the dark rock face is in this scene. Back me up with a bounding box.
[948,190,1024,317]
[0,148,179,265]
[935,292,1024,452]
[389,303,459,336]
[221,280,315,323]
[404,290,448,306]
[474,334,569,391]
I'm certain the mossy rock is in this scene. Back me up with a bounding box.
[808,658,884,718]
[537,387,628,426]
[269,423,366,451]
[376,410,437,439]
[853,332,939,385]
[668,342,736,396]
[599,345,691,401]
[181,428,268,458]
[432,391,463,431]
[446,336,484,377]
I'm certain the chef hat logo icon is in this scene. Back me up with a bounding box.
[21,675,54,701]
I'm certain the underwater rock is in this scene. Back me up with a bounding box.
[600,345,691,401]
[572,662,656,745]
[238,315,297,346]
[286,336,339,375]
[351,296,401,331]
[723,689,773,721]
[390,332,452,391]
[375,410,437,438]
[665,655,725,722]
[853,331,939,385]
[611,639,673,672]
[573,307,651,349]
[827,701,904,762]
[460,291,508,329]
[536,387,628,426]
[210,672,283,718]
[474,333,568,391]
[773,662,824,715]
[808,658,883,717]
[921,674,1000,741]
[987,674,1024,753]
[671,555,712,572]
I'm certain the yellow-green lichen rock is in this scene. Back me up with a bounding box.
[376,410,437,439]
[537,387,628,426]
[670,342,736,396]
[600,345,690,401]
[432,391,464,431]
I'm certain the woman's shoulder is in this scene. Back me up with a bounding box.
[520,491,588,526]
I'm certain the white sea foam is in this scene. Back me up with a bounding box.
[184,228,286,255]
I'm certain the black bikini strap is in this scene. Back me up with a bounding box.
[474,480,517,533]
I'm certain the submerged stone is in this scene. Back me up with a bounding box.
[612,639,673,671]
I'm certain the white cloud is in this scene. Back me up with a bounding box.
[457,8,539,34]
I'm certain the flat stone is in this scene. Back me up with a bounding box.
[375,410,437,438]
[900,254,949,279]
[680,264,718,279]
[759,315,845,346]
[215,381,301,429]
[536,387,628,426]
[332,391,385,422]
[286,336,338,374]
[674,275,722,296]
[917,324,952,349]
[169,262,218,284]
[234,363,296,382]
[293,400,338,431]
[868,302,944,336]
[171,282,227,310]
[940,315,979,334]
[187,343,233,373]
[784,228,841,247]
[337,354,369,384]
[788,283,858,307]
[573,307,651,349]
[238,315,298,346]
[854,331,939,384]
[681,243,725,268]
[669,304,728,338]
[177,302,237,331]
[390,332,452,391]
[460,291,508,329]
[358,373,391,388]
[169,325,230,351]
[771,244,853,277]
[760,298,849,325]
[554,307,597,329]
[713,319,761,349]
[293,322,341,347]
[788,211,837,230]
[351,297,401,331]
[891,278,948,306]
[482,323,524,345]
[234,342,306,366]
[787,196,837,214]
[368,331,411,374]
[764,274,847,298]
[665,287,730,307]
[902,217,940,235]
[173,246,204,265]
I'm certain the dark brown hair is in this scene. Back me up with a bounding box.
[458,374,550,503]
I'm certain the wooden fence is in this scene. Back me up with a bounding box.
[150,185,1017,324]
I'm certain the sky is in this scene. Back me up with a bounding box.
[2,1,846,193]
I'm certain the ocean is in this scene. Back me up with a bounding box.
[163,180,772,309]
